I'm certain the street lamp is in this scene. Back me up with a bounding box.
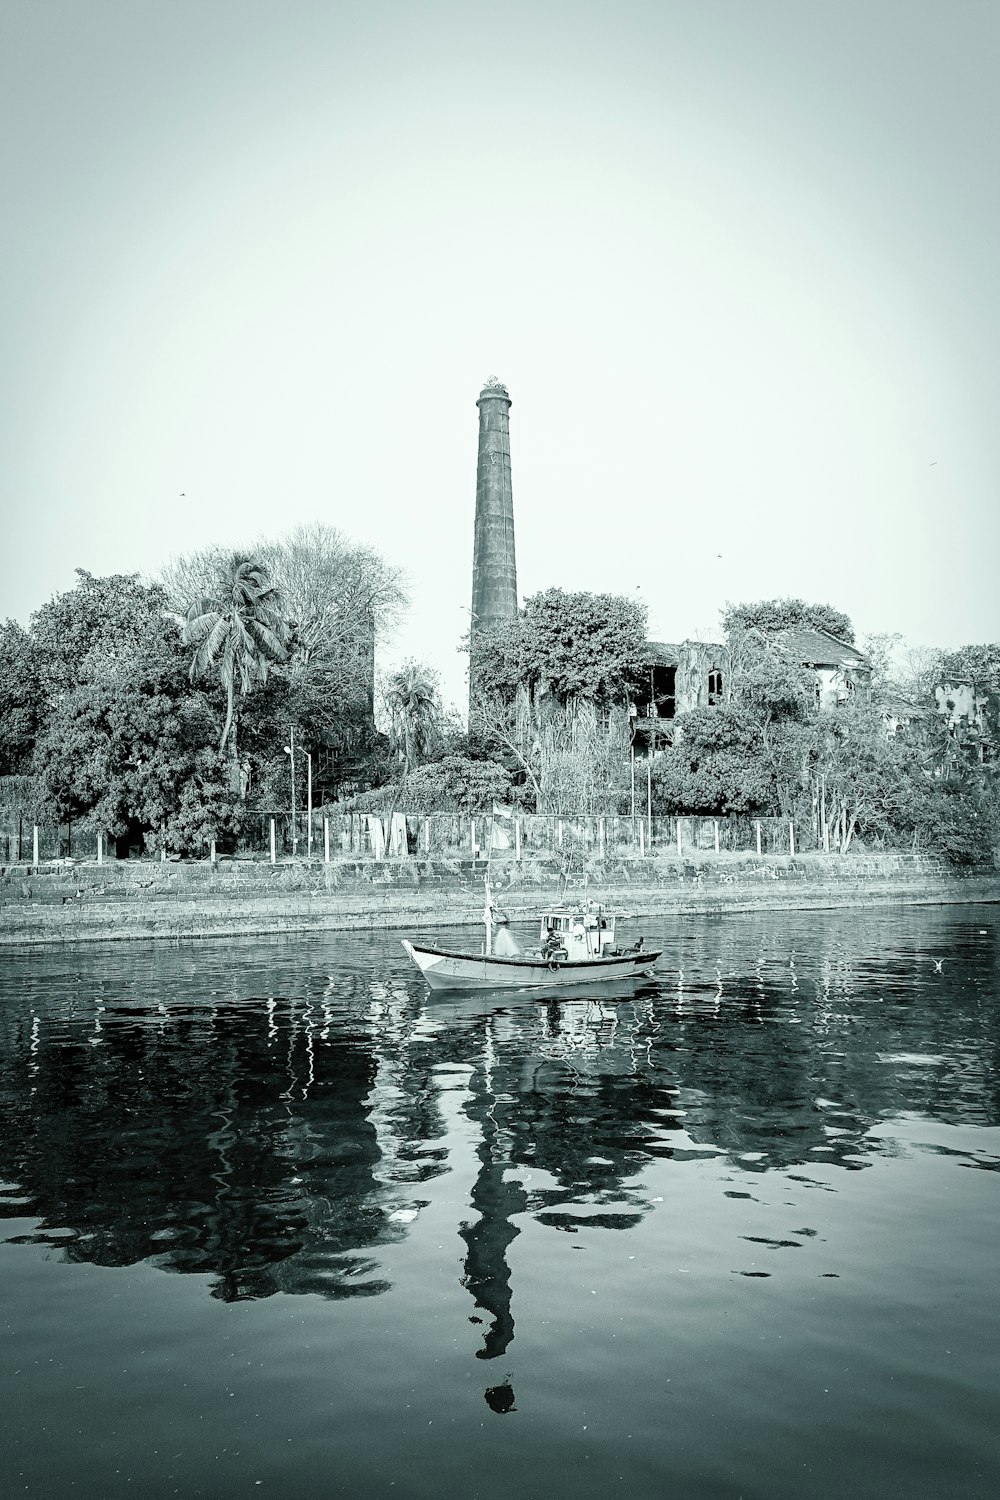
[305,751,313,860]
[283,729,297,856]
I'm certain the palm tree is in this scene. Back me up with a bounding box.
[183,556,290,790]
[382,663,441,848]
[386,662,441,775]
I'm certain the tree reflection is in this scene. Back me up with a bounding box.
[0,909,995,1326]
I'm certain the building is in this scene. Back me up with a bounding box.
[774,626,872,707]
[631,639,726,751]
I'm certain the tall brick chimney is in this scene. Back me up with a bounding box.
[469,376,517,713]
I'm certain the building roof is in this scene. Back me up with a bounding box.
[776,626,869,668]
[641,639,724,666]
[880,694,932,720]
[642,640,681,666]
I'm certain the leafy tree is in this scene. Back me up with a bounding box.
[34,673,240,854]
[815,705,922,850]
[909,779,1000,866]
[726,627,815,723]
[0,621,45,774]
[722,597,855,644]
[25,569,243,851]
[646,707,777,816]
[470,590,647,813]
[346,755,518,815]
[30,570,178,703]
[183,557,290,788]
[473,589,648,704]
[938,643,1000,690]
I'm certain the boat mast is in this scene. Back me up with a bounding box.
[483,875,493,956]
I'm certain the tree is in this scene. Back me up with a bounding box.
[182,557,290,789]
[164,524,406,750]
[815,705,921,851]
[722,598,855,644]
[938,643,1000,690]
[0,620,45,774]
[383,662,442,775]
[897,644,944,703]
[30,570,181,704]
[474,589,648,703]
[346,755,519,815]
[33,666,240,854]
[646,706,777,816]
[471,590,647,813]
[860,631,904,701]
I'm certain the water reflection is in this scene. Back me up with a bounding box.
[0,908,997,1340]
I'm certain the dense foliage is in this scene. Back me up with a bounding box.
[7,556,998,866]
[473,588,648,703]
[346,755,519,816]
[722,597,855,644]
[11,528,406,853]
[647,706,778,816]
[0,620,45,775]
[641,605,999,864]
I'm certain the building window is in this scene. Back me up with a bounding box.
[707,669,723,705]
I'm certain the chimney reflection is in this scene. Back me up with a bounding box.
[460,1020,527,1362]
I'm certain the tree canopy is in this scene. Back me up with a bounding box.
[183,556,290,767]
[0,620,45,775]
[722,597,855,644]
[473,588,648,704]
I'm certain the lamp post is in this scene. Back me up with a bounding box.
[305,751,313,860]
[283,728,297,856]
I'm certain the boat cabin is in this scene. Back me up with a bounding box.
[539,905,616,959]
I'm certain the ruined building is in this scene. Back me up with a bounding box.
[469,377,518,714]
[465,380,887,754]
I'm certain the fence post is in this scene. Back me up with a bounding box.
[789,821,795,856]
[713,819,720,855]
[756,820,762,856]
[270,818,276,864]
[515,816,522,862]
[210,839,217,864]
[97,832,103,866]
[324,817,330,863]
[33,825,39,870]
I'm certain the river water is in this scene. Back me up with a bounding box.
[1,904,998,1499]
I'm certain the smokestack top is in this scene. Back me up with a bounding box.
[477,375,511,406]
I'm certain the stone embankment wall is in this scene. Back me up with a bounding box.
[1,851,997,947]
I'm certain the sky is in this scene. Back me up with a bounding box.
[2,0,998,710]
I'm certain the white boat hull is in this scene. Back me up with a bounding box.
[401,940,660,991]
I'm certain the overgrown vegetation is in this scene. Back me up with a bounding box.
[3,559,997,866]
[3,527,407,854]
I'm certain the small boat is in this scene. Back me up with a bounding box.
[401,880,661,991]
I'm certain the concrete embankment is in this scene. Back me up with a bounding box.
[0,851,997,947]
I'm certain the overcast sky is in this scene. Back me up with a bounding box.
[2,0,998,708]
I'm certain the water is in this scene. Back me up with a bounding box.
[1,905,998,1499]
